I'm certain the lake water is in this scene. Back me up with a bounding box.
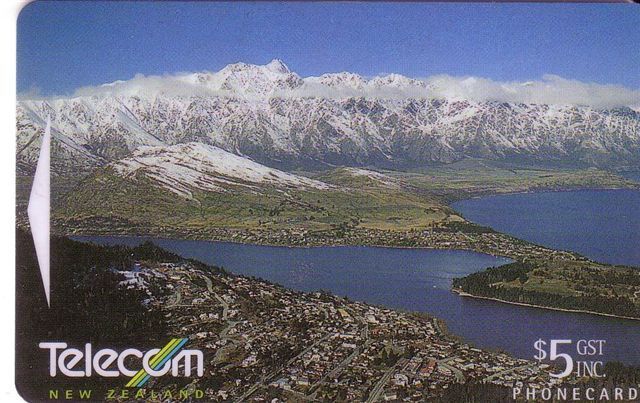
[452,189,640,267]
[74,233,640,365]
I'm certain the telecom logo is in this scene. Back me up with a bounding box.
[39,338,203,387]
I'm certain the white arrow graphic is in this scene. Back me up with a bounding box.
[27,117,51,307]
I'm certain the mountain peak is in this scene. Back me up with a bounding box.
[265,59,290,74]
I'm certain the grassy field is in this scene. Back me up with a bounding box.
[387,159,637,202]
[38,159,637,236]
[50,166,453,233]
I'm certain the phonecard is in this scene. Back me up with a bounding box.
[16,2,640,401]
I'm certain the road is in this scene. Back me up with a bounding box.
[233,333,334,403]
[170,286,182,306]
[308,340,372,397]
[366,358,408,403]
[483,363,536,382]
[437,357,466,383]
[202,274,214,292]
[213,293,229,320]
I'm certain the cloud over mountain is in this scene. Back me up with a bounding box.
[425,74,640,109]
[16,60,640,173]
[21,60,640,108]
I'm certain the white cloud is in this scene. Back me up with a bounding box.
[72,73,233,98]
[281,74,640,108]
[424,74,640,108]
[16,86,45,100]
[21,66,640,108]
[276,81,433,100]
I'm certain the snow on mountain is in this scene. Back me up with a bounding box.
[176,59,304,99]
[369,74,427,90]
[112,142,332,198]
[340,167,402,189]
[306,72,368,91]
[74,60,432,100]
[16,60,640,175]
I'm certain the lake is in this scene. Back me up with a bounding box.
[452,189,640,267]
[74,232,640,365]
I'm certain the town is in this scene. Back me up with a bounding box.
[119,259,575,401]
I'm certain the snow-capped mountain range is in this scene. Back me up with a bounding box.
[17,59,640,178]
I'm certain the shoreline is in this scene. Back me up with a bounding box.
[51,219,583,260]
[66,229,640,322]
[64,229,513,256]
[452,288,640,322]
[49,185,640,263]
[445,184,640,205]
[42,184,640,324]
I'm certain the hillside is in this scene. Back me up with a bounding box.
[53,159,451,235]
[111,142,332,198]
[51,152,636,241]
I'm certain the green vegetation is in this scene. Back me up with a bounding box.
[16,229,227,399]
[453,261,640,319]
[46,160,636,238]
[392,159,637,202]
[52,166,456,234]
[17,229,180,344]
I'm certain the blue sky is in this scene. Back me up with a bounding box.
[17,2,640,96]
